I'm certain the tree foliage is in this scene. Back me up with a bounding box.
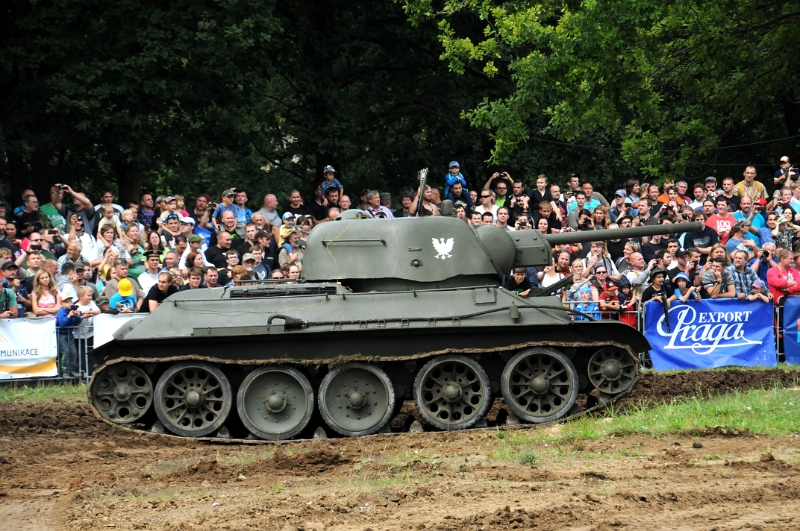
[400,0,800,178]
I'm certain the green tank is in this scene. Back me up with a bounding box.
[87,215,701,440]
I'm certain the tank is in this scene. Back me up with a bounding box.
[87,216,701,441]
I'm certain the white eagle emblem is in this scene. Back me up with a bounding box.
[432,238,454,259]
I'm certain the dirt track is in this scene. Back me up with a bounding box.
[2,369,800,531]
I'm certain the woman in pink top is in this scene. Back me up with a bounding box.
[32,270,61,316]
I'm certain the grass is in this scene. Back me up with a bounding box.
[0,382,86,402]
[488,386,800,465]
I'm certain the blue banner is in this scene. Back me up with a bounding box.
[781,297,800,364]
[644,299,776,370]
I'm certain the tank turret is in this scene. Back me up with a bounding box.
[302,217,702,291]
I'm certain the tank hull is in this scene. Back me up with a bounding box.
[88,284,647,441]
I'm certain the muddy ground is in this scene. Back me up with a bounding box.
[2,369,800,531]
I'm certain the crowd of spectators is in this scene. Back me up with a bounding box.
[1,157,800,359]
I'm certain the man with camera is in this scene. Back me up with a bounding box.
[482,172,513,207]
[774,156,798,189]
[14,194,45,237]
[732,196,766,245]
[66,213,96,262]
[566,191,590,229]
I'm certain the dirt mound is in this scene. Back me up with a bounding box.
[726,453,797,472]
[246,448,351,477]
[623,368,800,406]
[0,399,102,435]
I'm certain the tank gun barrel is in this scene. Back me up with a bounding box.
[543,221,703,247]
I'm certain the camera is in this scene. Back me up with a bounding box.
[48,229,57,235]
[763,250,770,260]
[70,304,79,312]
[209,202,218,210]
[518,218,527,228]
[60,185,69,191]
[30,244,42,251]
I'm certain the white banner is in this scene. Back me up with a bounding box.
[0,318,58,379]
[93,313,143,348]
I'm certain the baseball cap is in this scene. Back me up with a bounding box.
[96,295,110,306]
[242,253,256,262]
[323,165,337,173]
[755,198,767,206]
[603,281,618,291]
[221,189,235,198]
[752,279,766,289]
[282,212,295,221]
[673,272,691,284]
[0,261,17,270]
[380,192,392,203]
[0,200,6,206]
[187,234,202,244]
[180,216,196,225]
[675,249,690,258]
[60,291,75,301]
[60,284,77,301]
[118,279,134,297]
[733,219,750,230]
[780,156,790,163]
[615,189,626,197]
[448,161,460,169]
[166,213,180,221]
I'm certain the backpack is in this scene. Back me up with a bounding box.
[0,288,9,313]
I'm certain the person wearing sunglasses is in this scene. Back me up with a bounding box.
[482,172,513,207]
[474,190,498,218]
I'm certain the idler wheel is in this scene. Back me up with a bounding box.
[318,363,395,436]
[413,355,491,431]
[90,363,153,423]
[154,362,232,437]
[501,348,578,423]
[587,347,638,395]
[236,365,314,440]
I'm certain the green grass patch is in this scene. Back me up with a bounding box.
[488,387,800,464]
[0,382,86,402]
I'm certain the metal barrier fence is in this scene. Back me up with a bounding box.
[0,299,789,384]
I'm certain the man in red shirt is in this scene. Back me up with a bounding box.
[767,249,800,304]
[705,196,735,239]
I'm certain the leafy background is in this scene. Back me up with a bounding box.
[2,0,798,209]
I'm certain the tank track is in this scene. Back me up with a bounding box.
[87,339,640,444]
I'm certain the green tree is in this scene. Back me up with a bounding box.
[399,0,800,178]
[1,0,280,203]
